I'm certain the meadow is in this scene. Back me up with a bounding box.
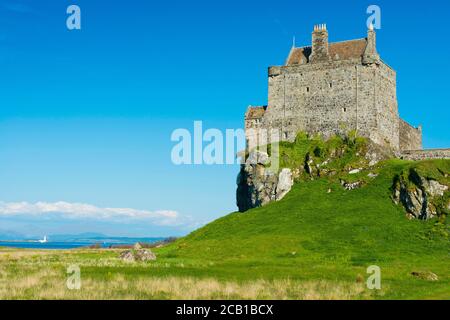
[1,137,449,300]
[0,247,372,299]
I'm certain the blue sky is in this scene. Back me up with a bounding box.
[0,0,449,237]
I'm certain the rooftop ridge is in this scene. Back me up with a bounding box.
[292,37,367,51]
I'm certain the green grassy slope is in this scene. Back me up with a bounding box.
[1,138,448,299]
[157,138,450,299]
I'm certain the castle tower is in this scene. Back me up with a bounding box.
[245,24,422,152]
[362,23,380,65]
[309,24,329,63]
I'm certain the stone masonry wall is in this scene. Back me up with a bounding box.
[355,63,378,144]
[399,119,422,151]
[266,60,360,142]
[245,27,423,152]
[262,59,400,150]
[245,117,262,150]
[374,62,399,149]
[400,149,450,161]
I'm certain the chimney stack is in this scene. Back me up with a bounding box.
[310,24,329,63]
[363,23,380,65]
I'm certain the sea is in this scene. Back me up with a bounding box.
[0,237,167,250]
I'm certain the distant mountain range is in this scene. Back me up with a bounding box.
[0,230,168,243]
[0,230,26,241]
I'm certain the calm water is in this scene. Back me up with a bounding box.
[0,238,166,250]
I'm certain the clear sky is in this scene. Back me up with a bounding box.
[0,0,449,238]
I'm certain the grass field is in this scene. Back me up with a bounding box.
[0,248,371,299]
[1,138,449,300]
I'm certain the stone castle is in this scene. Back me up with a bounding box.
[245,24,423,151]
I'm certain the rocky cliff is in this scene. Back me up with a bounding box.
[237,134,449,222]
[236,151,294,212]
[237,134,392,212]
[392,167,449,220]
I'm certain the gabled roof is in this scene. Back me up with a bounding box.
[286,38,367,65]
[245,106,266,119]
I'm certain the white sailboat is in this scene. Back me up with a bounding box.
[38,236,48,244]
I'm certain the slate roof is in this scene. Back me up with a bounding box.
[286,38,367,65]
[246,106,266,119]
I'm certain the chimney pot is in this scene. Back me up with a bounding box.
[310,23,329,63]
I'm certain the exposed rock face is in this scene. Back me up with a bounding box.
[411,271,439,281]
[236,151,293,212]
[340,180,363,191]
[236,139,392,212]
[276,169,294,200]
[393,169,449,220]
[119,248,156,262]
[137,250,157,261]
[365,140,394,166]
[422,179,448,197]
[119,250,135,262]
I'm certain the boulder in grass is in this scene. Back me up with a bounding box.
[119,248,156,262]
[136,249,156,262]
[411,271,438,281]
[119,250,135,262]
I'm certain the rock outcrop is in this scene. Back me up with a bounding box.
[392,169,449,220]
[340,180,363,191]
[236,138,393,213]
[236,151,293,212]
[411,271,439,281]
[119,244,156,262]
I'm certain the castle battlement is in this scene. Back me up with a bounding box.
[245,24,422,151]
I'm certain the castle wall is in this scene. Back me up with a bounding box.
[266,60,362,141]
[373,63,400,149]
[245,27,421,152]
[263,59,402,149]
[244,107,267,150]
[244,118,260,150]
[355,64,378,143]
[400,149,450,160]
[399,119,422,151]
[265,66,286,140]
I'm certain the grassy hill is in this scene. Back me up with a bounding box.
[1,137,448,300]
[156,137,450,299]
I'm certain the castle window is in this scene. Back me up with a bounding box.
[342,107,347,113]
[329,82,333,89]
[306,87,310,93]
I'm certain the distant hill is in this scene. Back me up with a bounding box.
[49,233,168,243]
[0,230,25,241]
[48,232,107,242]
[0,231,169,244]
